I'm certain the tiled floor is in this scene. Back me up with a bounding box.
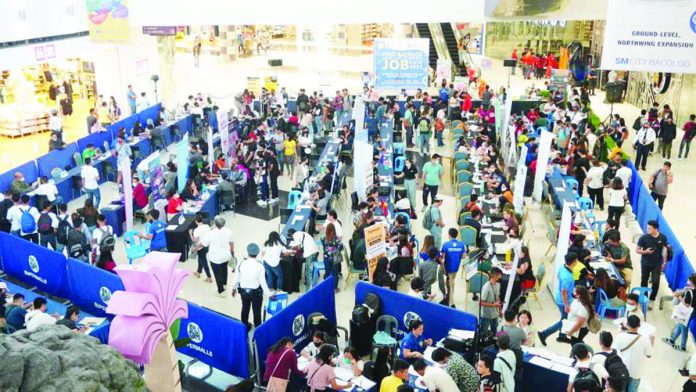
[17,47,696,391]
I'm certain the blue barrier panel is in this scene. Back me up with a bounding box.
[0,232,70,298]
[36,142,79,177]
[0,160,39,193]
[65,258,125,317]
[138,103,162,127]
[253,277,336,373]
[355,281,478,341]
[77,130,114,154]
[177,303,250,378]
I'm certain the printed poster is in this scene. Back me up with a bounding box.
[374,39,429,90]
[364,223,386,281]
[86,0,131,44]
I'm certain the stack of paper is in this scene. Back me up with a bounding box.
[334,367,354,382]
[449,329,476,340]
[529,356,553,369]
[353,376,376,390]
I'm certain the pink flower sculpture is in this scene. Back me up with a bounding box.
[107,252,190,364]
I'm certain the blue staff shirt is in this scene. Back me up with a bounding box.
[149,220,167,250]
[555,265,575,306]
[441,239,466,274]
[400,332,425,360]
[439,87,449,102]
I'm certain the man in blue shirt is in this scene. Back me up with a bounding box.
[400,319,433,363]
[441,228,466,308]
[5,293,27,331]
[438,83,449,102]
[139,210,167,251]
[537,252,578,346]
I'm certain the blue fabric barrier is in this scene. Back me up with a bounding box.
[65,258,125,317]
[137,103,162,127]
[0,232,70,298]
[36,142,79,177]
[177,303,250,378]
[253,277,337,374]
[354,281,478,341]
[77,130,114,154]
[0,160,39,193]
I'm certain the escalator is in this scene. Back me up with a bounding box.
[439,23,460,66]
[415,23,438,69]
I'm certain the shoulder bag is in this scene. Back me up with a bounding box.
[267,349,292,392]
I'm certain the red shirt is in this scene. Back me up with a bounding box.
[167,196,183,214]
[133,183,148,209]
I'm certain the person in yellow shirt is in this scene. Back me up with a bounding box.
[283,135,297,179]
[97,101,111,127]
[380,359,410,392]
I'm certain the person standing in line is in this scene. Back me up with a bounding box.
[660,116,677,159]
[81,157,101,208]
[636,220,668,310]
[585,159,606,211]
[634,123,656,171]
[127,85,137,115]
[417,108,433,156]
[190,214,212,283]
[201,217,235,298]
[420,154,443,212]
[538,253,578,346]
[678,114,696,160]
[479,267,503,336]
[615,160,633,190]
[493,334,516,392]
[648,161,673,210]
[37,201,58,250]
[260,231,287,291]
[13,194,40,243]
[616,315,654,392]
[231,243,272,330]
[427,198,445,249]
[139,210,167,251]
[607,177,628,224]
[441,228,465,307]
[403,103,415,148]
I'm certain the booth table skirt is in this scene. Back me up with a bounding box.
[165,214,195,261]
[521,360,569,392]
[280,257,302,294]
[102,204,125,236]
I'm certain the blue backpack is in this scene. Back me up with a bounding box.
[20,207,36,233]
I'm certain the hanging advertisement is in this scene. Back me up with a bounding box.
[373,39,429,90]
[247,77,262,96]
[148,154,166,202]
[435,60,452,85]
[601,0,696,73]
[364,223,387,281]
[86,0,132,44]
[549,69,570,100]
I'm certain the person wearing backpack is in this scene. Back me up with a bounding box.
[615,315,654,392]
[569,343,609,392]
[55,203,71,253]
[417,110,433,156]
[493,334,516,392]
[67,216,91,262]
[10,194,39,243]
[37,201,58,250]
[91,214,114,263]
[592,331,629,392]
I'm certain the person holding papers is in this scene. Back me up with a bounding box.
[538,253,578,346]
[413,358,459,392]
[263,337,303,391]
[563,285,596,346]
[399,319,433,363]
[304,345,352,392]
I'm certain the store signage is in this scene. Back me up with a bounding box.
[34,44,56,61]
[373,38,429,90]
[142,26,177,36]
[602,0,696,73]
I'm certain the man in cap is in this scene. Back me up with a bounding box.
[231,243,273,329]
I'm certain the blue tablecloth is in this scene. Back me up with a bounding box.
[546,169,576,210]
[76,131,114,154]
[102,203,126,236]
[0,161,39,193]
[183,187,218,220]
[521,354,569,392]
[37,143,79,177]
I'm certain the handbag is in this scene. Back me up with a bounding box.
[588,314,602,334]
[267,349,291,392]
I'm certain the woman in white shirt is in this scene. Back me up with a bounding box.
[261,231,287,291]
[607,177,628,224]
[295,156,310,188]
[565,285,595,345]
[585,159,606,211]
[190,214,212,283]
[335,347,365,377]
[200,217,235,297]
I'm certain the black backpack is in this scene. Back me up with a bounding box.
[352,305,370,324]
[632,117,642,131]
[67,229,88,259]
[56,216,71,245]
[364,293,381,318]
[37,213,53,234]
[98,227,115,253]
[573,365,602,392]
[597,351,629,389]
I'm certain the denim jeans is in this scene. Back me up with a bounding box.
[85,188,101,208]
[275,148,285,169]
[671,323,688,349]
[627,377,641,392]
[679,139,692,158]
[480,317,498,337]
[406,126,413,146]
[419,133,431,155]
[264,262,283,291]
[540,303,568,338]
[40,233,57,250]
[422,185,438,206]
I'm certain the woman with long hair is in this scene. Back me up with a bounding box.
[373,346,392,391]
[96,248,116,273]
[594,268,625,307]
[262,231,287,291]
[304,345,352,392]
[419,235,435,263]
[607,177,627,224]
[372,257,396,290]
[79,198,99,230]
[263,337,302,392]
[321,223,343,292]
[516,246,536,290]
[564,285,596,345]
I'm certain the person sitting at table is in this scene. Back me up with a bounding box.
[139,210,167,252]
[82,143,98,162]
[389,214,410,239]
[517,245,536,290]
[499,184,514,208]
[594,267,626,308]
[516,310,536,347]
[11,172,35,195]
[35,176,61,206]
[396,234,413,258]
[303,345,353,392]
[214,154,226,175]
[568,234,593,275]
[335,346,364,377]
[181,179,199,202]
[78,198,99,231]
[602,231,633,288]
[132,176,148,212]
[602,219,620,244]
[400,319,433,363]
[501,209,519,235]
[461,194,482,214]
[131,121,144,138]
[372,257,396,290]
[394,191,411,217]
[263,337,303,389]
[463,209,482,246]
[166,190,185,220]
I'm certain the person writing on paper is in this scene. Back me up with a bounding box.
[335,347,364,377]
[304,345,352,391]
[380,359,410,392]
[430,347,478,392]
[413,358,459,392]
[567,343,609,392]
[616,315,653,392]
[264,337,303,390]
[603,232,633,288]
[302,331,325,359]
[538,253,578,346]
[400,319,433,363]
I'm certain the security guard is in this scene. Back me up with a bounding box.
[231,243,272,329]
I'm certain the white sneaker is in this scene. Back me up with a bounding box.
[648,300,654,310]
[421,205,427,212]
[257,200,268,206]
[268,198,279,205]
[216,291,226,298]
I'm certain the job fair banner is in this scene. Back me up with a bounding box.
[66,258,125,317]
[0,232,70,298]
[365,223,387,281]
[601,0,696,73]
[253,277,336,375]
[355,282,478,341]
[374,38,429,90]
[177,303,250,378]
